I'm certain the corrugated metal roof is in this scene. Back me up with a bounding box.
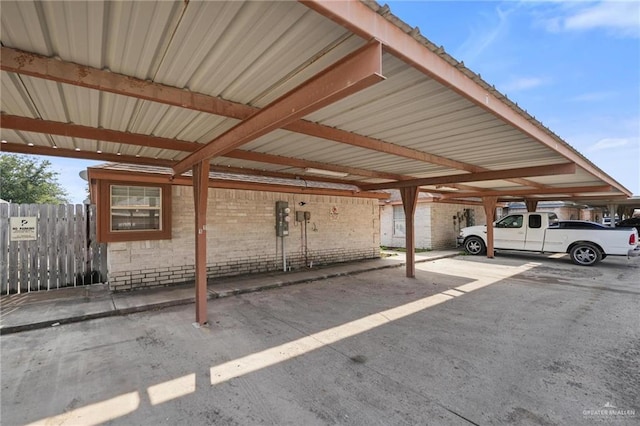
[92,162,369,192]
[0,0,631,200]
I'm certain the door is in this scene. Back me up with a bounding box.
[494,214,526,250]
[524,214,546,251]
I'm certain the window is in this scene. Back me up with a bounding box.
[496,215,523,228]
[528,214,542,229]
[111,185,162,231]
[393,205,406,237]
[96,181,171,242]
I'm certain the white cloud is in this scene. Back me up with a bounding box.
[541,1,640,38]
[456,6,514,63]
[587,137,630,151]
[500,76,547,93]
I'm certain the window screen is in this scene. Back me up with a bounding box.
[110,185,162,232]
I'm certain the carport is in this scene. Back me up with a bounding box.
[0,0,632,325]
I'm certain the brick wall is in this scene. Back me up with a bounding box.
[379,202,485,250]
[430,203,486,250]
[379,204,431,249]
[107,187,380,291]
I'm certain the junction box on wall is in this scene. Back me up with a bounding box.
[295,211,311,222]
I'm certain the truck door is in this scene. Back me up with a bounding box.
[524,214,545,251]
[494,215,526,250]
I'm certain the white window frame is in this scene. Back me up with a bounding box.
[393,205,406,238]
[109,184,163,233]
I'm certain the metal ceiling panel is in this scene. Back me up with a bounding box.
[1,72,39,118]
[149,1,365,105]
[0,0,630,200]
[0,129,51,147]
[240,130,447,176]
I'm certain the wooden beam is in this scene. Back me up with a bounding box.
[431,198,485,207]
[360,163,576,191]
[288,119,480,173]
[1,142,176,167]
[0,47,252,120]
[172,42,385,175]
[553,195,628,202]
[2,115,408,181]
[207,180,389,199]
[3,116,407,182]
[4,141,388,198]
[525,199,538,212]
[289,120,546,189]
[438,185,613,200]
[0,47,546,189]
[209,164,352,185]
[400,186,420,278]
[1,114,199,152]
[85,168,390,199]
[222,150,407,181]
[193,160,210,325]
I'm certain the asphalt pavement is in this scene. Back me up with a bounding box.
[2,250,638,425]
[0,250,458,335]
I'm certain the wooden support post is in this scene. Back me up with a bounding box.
[193,160,210,325]
[607,203,618,227]
[483,196,498,259]
[525,199,538,212]
[400,186,420,278]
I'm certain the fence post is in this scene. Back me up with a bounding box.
[0,203,8,294]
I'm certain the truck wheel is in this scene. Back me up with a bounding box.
[570,243,602,266]
[464,236,486,255]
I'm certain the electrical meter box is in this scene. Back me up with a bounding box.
[275,201,290,236]
[295,211,311,222]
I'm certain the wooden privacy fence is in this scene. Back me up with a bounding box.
[0,203,107,294]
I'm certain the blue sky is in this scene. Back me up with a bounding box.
[40,1,640,202]
[387,0,640,195]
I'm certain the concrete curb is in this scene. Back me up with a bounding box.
[0,252,460,335]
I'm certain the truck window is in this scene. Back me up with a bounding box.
[548,213,559,227]
[529,214,542,229]
[496,215,523,228]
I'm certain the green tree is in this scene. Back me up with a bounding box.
[0,154,69,204]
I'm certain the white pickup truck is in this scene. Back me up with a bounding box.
[457,212,640,266]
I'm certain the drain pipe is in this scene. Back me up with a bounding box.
[282,236,287,272]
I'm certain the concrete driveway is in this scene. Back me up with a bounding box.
[2,253,638,425]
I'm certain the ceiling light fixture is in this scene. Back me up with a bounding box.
[305,167,349,178]
[435,185,459,191]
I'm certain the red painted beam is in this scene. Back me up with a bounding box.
[172,42,385,175]
[301,0,630,196]
[360,163,577,191]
